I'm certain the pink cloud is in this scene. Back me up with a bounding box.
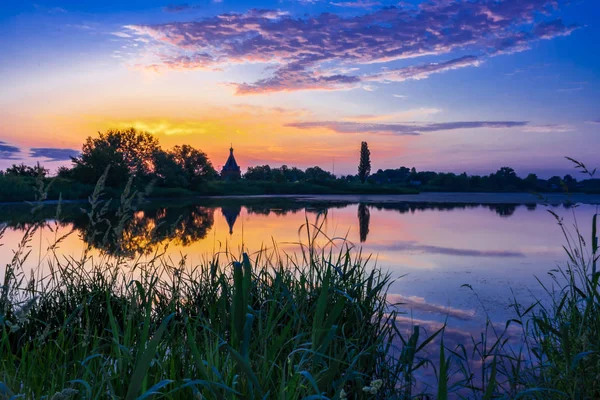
[126,1,579,93]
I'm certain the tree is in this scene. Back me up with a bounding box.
[57,166,74,179]
[244,165,273,181]
[563,174,577,191]
[5,162,48,178]
[153,150,189,188]
[305,166,335,183]
[71,128,161,186]
[358,141,371,183]
[170,145,216,188]
[153,145,215,189]
[491,167,519,190]
[523,173,538,190]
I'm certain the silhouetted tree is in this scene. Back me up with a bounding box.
[245,165,273,181]
[563,174,577,191]
[524,173,538,190]
[170,144,216,188]
[305,166,335,183]
[5,162,48,178]
[56,166,74,179]
[71,128,160,187]
[548,176,562,191]
[153,150,189,188]
[358,142,371,183]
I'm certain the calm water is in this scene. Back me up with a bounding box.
[1,195,598,376]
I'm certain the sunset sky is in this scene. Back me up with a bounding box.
[1,0,598,177]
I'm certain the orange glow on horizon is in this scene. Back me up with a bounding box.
[1,103,416,172]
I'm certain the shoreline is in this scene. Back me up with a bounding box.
[201,192,600,205]
[1,192,599,207]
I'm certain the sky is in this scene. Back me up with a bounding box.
[0,0,598,177]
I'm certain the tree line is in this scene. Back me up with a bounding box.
[1,128,598,195]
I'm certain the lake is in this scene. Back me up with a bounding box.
[1,193,598,381]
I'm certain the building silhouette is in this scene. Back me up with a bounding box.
[221,145,241,180]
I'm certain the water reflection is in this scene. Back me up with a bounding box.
[368,202,527,217]
[358,203,370,243]
[0,199,576,259]
[221,205,241,235]
[75,205,215,257]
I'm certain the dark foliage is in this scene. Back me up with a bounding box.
[358,141,371,183]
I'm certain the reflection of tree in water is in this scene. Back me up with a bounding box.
[357,203,370,243]
[75,205,214,257]
[221,205,241,235]
[492,204,517,217]
[369,202,526,217]
[0,199,556,257]
[244,202,347,217]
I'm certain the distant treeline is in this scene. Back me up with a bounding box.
[0,128,598,202]
[364,166,600,193]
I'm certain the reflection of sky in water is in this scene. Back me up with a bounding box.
[0,199,597,386]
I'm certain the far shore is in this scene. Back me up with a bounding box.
[204,192,600,205]
[1,192,599,207]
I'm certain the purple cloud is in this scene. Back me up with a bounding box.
[285,120,528,135]
[127,1,579,94]
[235,62,362,94]
[330,1,381,8]
[0,141,21,160]
[30,148,80,161]
[366,56,482,83]
[162,4,201,13]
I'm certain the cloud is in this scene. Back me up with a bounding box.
[162,4,199,13]
[285,120,528,135]
[330,0,381,8]
[344,108,442,122]
[387,294,476,321]
[365,56,483,83]
[233,62,362,94]
[522,124,573,133]
[29,148,80,161]
[111,32,132,38]
[587,119,600,125]
[126,1,579,94]
[393,94,407,99]
[0,141,21,160]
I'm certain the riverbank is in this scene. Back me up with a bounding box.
[4,175,600,205]
[206,192,600,205]
[2,189,600,207]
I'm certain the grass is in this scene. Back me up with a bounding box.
[0,159,599,399]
